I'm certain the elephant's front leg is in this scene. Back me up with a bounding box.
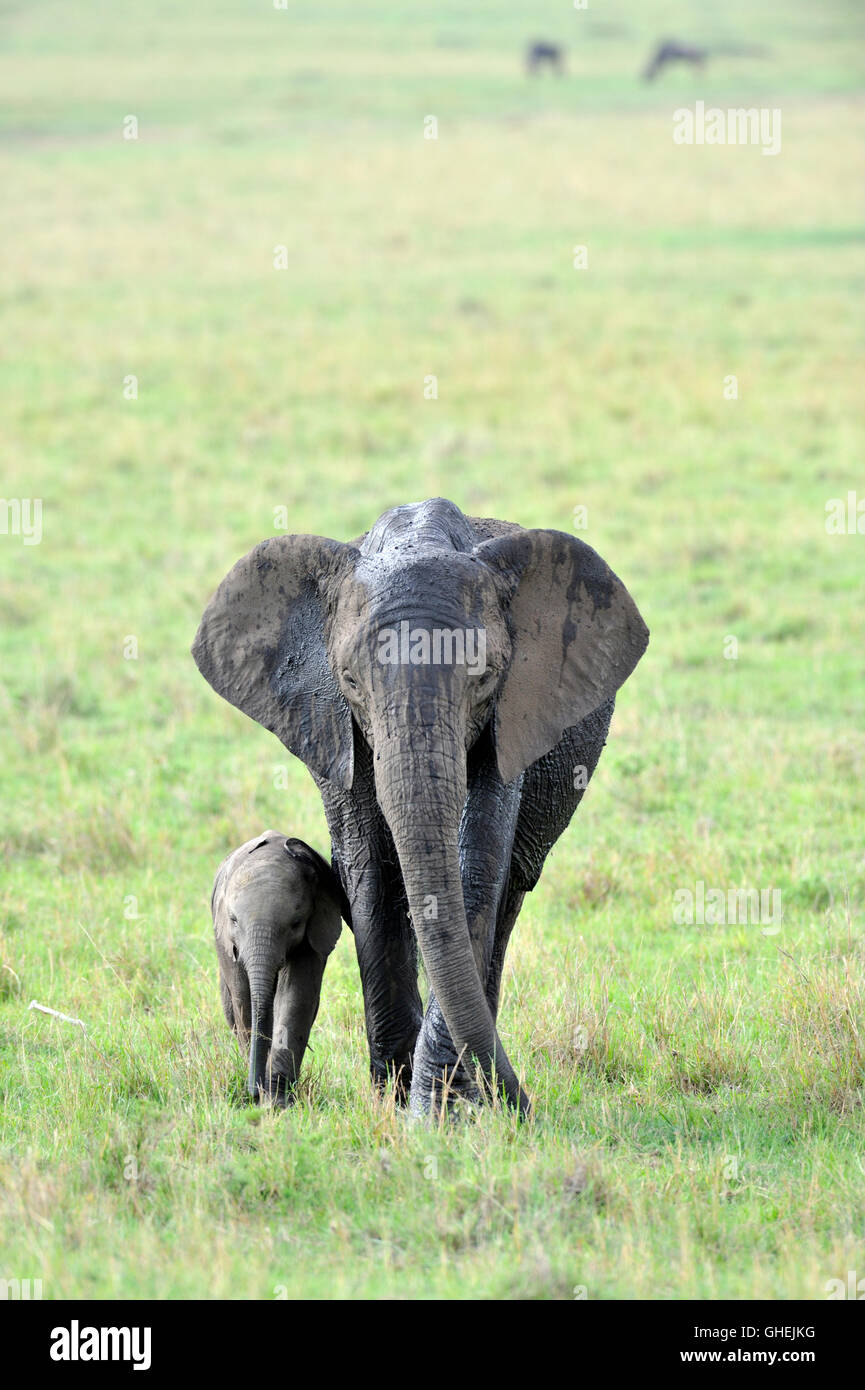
[315,746,422,1098]
[349,858,423,1096]
[410,730,522,1114]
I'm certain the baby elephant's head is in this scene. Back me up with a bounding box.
[212,831,351,1105]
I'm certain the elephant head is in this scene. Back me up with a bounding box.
[212,831,349,1104]
[194,499,648,1113]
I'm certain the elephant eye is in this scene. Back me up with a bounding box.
[342,670,359,692]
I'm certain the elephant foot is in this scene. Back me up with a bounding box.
[410,996,533,1121]
[253,1070,296,1109]
[408,1070,482,1121]
[409,1000,483,1118]
[250,1088,291,1110]
[369,1055,413,1105]
[409,1058,529,1121]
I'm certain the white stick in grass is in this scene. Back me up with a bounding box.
[28,1000,86,1030]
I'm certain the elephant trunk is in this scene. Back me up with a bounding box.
[246,959,276,1100]
[372,719,530,1117]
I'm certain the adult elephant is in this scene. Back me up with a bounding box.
[192,499,648,1117]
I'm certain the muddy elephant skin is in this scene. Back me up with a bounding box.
[194,500,648,1117]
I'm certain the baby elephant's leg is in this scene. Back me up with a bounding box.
[267,945,328,1105]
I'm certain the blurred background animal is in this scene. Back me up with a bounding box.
[526,41,565,76]
[642,37,769,81]
[642,39,707,81]
[212,831,351,1105]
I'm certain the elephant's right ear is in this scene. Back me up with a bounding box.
[192,535,358,789]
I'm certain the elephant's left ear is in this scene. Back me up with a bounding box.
[192,535,358,789]
[475,529,649,786]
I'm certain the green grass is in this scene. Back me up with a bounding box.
[1,0,864,1299]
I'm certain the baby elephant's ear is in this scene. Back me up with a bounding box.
[307,898,342,958]
[284,839,348,955]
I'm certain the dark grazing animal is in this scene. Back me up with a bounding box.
[643,38,769,82]
[643,40,707,81]
[526,42,565,76]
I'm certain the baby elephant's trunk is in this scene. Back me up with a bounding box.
[247,968,276,1100]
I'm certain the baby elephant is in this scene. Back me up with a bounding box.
[212,831,351,1105]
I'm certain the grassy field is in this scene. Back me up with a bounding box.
[1,0,864,1300]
